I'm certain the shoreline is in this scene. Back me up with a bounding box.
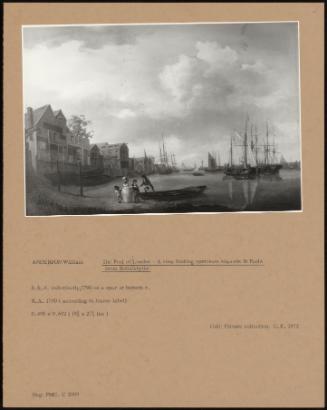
[25,170,301,216]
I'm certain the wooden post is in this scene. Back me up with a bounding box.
[79,161,84,196]
[56,160,61,192]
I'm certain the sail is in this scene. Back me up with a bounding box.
[208,152,217,169]
[280,154,287,164]
[247,144,257,167]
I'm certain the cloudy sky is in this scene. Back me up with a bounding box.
[23,23,300,164]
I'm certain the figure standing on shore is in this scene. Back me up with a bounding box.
[122,176,129,188]
[140,174,155,192]
[132,179,140,202]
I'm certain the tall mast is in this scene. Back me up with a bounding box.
[244,116,249,167]
[250,123,254,151]
[162,134,168,166]
[272,129,276,164]
[255,125,258,165]
[230,135,233,166]
[265,121,269,165]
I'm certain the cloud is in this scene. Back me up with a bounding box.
[159,54,196,100]
[241,60,266,74]
[115,108,137,119]
[23,23,301,162]
[196,41,238,74]
[23,25,152,49]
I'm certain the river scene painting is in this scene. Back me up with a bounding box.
[23,22,301,215]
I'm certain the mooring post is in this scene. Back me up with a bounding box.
[56,160,61,192]
[79,161,84,196]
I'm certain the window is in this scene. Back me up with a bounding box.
[39,141,47,150]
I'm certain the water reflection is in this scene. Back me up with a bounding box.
[242,179,258,209]
[223,174,283,210]
[259,175,282,182]
[108,170,301,212]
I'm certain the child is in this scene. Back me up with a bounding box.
[114,185,122,203]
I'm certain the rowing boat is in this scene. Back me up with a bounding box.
[139,185,207,201]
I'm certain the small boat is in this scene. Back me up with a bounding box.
[157,166,173,175]
[181,162,195,172]
[192,166,205,176]
[139,185,207,201]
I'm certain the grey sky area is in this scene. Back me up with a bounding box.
[23,23,300,163]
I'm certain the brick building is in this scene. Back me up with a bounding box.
[96,142,129,177]
[90,144,104,169]
[132,154,156,174]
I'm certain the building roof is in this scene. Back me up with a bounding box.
[25,104,52,130]
[96,142,127,148]
[25,104,70,131]
[53,109,66,120]
[32,105,51,125]
[90,142,128,159]
[90,143,101,150]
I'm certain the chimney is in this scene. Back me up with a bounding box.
[26,107,33,129]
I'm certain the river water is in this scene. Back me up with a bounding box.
[142,169,301,212]
[83,168,301,213]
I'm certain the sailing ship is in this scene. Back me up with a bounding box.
[170,153,180,172]
[224,117,282,179]
[199,160,205,171]
[156,136,179,174]
[279,155,300,170]
[205,152,223,172]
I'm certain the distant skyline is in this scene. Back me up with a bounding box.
[23,23,301,164]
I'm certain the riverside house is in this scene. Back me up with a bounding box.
[25,104,91,174]
[95,142,130,177]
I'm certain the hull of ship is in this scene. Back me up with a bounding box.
[224,167,257,180]
[224,164,282,179]
[257,164,282,175]
[157,166,173,175]
[204,167,224,172]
